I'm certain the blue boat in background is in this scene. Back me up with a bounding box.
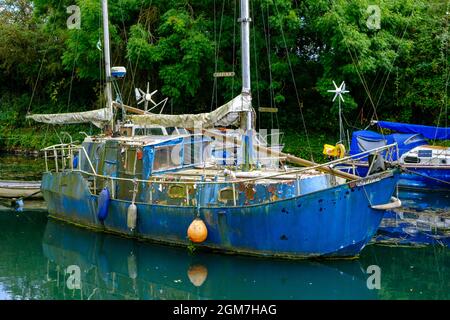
[337,120,450,190]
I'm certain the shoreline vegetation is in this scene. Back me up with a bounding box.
[0,0,448,161]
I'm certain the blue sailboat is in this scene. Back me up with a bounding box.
[27,0,401,259]
[339,121,450,190]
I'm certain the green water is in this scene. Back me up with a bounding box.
[0,154,448,300]
[0,210,448,300]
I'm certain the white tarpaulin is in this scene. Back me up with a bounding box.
[26,108,113,128]
[127,94,253,128]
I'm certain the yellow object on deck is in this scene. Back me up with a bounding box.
[323,143,346,158]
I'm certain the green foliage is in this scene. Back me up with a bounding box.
[0,0,448,153]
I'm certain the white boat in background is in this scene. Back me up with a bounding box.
[0,180,42,199]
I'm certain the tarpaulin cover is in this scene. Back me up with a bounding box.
[377,121,450,140]
[26,108,112,128]
[127,94,253,128]
[349,130,427,160]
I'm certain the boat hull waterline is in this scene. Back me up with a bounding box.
[41,170,399,259]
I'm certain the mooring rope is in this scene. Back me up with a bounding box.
[401,167,450,186]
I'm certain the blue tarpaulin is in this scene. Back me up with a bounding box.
[377,121,450,140]
[349,130,427,160]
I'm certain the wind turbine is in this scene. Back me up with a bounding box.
[327,81,349,144]
[135,82,158,112]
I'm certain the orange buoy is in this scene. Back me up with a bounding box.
[187,218,208,243]
[187,264,208,287]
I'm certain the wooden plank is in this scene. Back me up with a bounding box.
[203,130,359,181]
[112,101,145,115]
[258,107,278,113]
[213,72,235,78]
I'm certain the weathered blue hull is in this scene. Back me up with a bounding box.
[41,171,399,259]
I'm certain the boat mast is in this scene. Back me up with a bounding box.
[102,0,114,132]
[240,0,253,169]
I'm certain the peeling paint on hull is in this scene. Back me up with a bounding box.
[41,171,398,259]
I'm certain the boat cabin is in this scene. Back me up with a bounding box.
[118,123,189,137]
[79,134,213,182]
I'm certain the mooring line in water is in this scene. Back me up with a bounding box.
[401,168,450,186]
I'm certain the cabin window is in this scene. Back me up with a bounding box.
[124,148,137,174]
[153,145,182,171]
[166,127,177,135]
[105,146,117,160]
[135,127,165,136]
[168,185,186,199]
[404,134,425,145]
[404,156,420,164]
[184,140,210,165]
[218,187,237,203]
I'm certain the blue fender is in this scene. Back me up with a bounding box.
[73,154,79,169]
[97,188,110,222]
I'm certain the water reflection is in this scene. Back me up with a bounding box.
[376,189,450,246]
[398,189,450,212]
[0,210,448,300]
[41,219,377,300]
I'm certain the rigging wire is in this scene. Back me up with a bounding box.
[231,0,237,99]
[125,0,153,106]
[66,29,81,112]
[330,0,414,139]
[250,0,261,130]
[434,1,450,142]
[26,0,65,115]
[117,0,138,104]
[260,4,275,130]
[210,0,226,111]
[273,1,314,160]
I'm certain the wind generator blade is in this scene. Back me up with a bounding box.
[333,80,339,90]
[339,95,345,102]
[332,94,338,102]
[135,88,142,101]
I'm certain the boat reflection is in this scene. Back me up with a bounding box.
[42,219,378,300]
[397,188,450,211]
[376,189,450,246]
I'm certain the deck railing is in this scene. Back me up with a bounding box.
[41,142,398,206]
